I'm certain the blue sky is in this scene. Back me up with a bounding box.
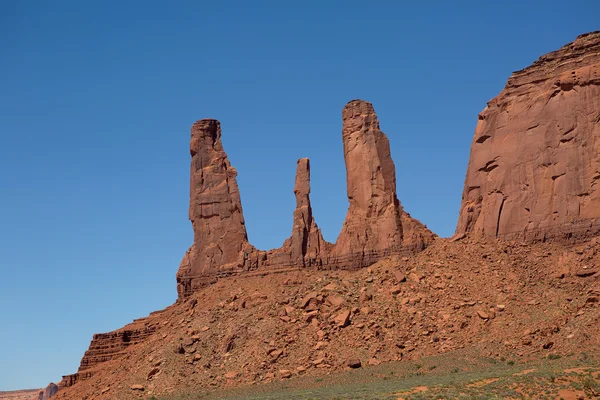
[0,0,598,391]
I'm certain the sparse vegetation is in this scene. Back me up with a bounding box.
[582,374,600,396]
[158,351,599,400]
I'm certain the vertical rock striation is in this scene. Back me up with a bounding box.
[456,31,600,242]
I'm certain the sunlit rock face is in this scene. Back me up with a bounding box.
[456,31,600,242]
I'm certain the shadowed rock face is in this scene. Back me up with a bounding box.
[176,101,435,299]
[456,31,600,242]
[37,383,58,400]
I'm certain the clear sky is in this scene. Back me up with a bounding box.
[0,0,598,391]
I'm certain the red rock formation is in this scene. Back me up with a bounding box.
[269,158,330,267]
[176,102,434,299]
[456,31,600,242]
[330,100,435,267]
[37,383,58,400]
[290,158,329,265]
[59,318,156,388]
[176,119,256,298]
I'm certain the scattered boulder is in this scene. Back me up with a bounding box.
[279,369,292,379]
[224,371,238,380]
[327,295,345,307]
[333,309,351,327]
[147,367,160,380]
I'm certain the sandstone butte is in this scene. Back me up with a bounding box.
[33,31,599,400]
[176,99,436,299]
[456,31,600,242]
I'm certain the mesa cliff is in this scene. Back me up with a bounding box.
[456,31,600,242]
[176,100,436,298]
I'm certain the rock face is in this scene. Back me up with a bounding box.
[59,318,156,388]
[176,119,255,298]
[37,383,58,400]
[289,158,327,265]
[330,100,403,263]
[176,101,434,299]
[271,158,329,267]
[330,100,435,267]
[457,31,600,242]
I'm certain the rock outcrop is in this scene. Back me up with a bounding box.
[330,100,404,263]
[456,31,600,242]
[59,317,157,388]
[176,119,256,298]
[289,158,328,265]
[176,101,435,298]
[37,383,58,400]
[330,100,435,267]
[268,158,330,267]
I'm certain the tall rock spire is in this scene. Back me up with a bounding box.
[176,101,434,299]
[331,100,433,267]
[176,119,252,298]
[289,158,327,266]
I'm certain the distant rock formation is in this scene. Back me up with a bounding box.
[176,100,435,298]
[37,384,58,400]
[456,31,600,242]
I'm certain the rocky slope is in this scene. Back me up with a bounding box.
[54,236,600,399]
[456,31,600,242]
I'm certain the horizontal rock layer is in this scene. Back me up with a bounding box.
[59,318,156,388]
